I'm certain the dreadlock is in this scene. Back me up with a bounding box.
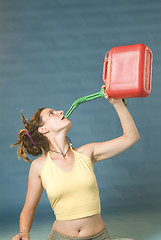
[11,108,49,163]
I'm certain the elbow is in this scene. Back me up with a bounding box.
[135,131,141,141]
[124,132,140,145]
[134,134,140,143]
[131,133,140,144]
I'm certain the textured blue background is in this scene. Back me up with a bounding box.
[0,0,161,238]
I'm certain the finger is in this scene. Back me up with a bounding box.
[101,85,105,89]
[22,236,28,240]
[104,93,109,99]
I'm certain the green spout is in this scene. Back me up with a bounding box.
[65,88,127,118]
[65,89,105,118]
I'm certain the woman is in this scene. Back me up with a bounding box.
[12,85,140,240]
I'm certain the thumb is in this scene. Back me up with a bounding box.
[101,84,106,89]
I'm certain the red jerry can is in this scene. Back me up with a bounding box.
[102,44,153,98]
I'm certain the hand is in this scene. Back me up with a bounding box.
[12,232,30,240]
[101,85,123,105]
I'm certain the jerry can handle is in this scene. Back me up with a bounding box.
[103,51,109,83]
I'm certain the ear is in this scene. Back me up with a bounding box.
[38,126,49,134]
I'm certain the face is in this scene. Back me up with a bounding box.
[39,108,72,135]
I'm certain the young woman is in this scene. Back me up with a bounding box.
[12,85,140,240]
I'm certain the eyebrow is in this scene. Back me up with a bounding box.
[48,109,52,114]
[48,109,54,115]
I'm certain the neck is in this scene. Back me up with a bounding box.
[49,134,70,154]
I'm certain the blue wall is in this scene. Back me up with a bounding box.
[0,0,161,222]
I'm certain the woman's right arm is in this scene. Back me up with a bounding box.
[12,159,43,240]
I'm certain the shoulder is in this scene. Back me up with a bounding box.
[73,143,94,162]
[30,154,47,177]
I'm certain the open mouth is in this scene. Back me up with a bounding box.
[61,116,65,120]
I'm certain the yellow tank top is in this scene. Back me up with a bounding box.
[40,144,101,221]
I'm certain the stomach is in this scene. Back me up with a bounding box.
[52,213,106,238]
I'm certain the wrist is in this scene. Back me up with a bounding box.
[113,99,124,107]
[20,228,30,234]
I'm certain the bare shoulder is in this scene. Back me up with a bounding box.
[73,143,94,162]
[31,154,47,177]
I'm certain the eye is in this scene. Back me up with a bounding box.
[49,110,54,116]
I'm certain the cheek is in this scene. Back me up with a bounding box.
[45,118,59,131]
[48,118,71,132]
[51,120,61,131]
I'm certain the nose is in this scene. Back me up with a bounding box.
[58,110,64,116]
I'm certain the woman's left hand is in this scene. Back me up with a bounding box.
[101,85,122,105]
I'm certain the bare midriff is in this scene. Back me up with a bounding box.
[52,213,106,238]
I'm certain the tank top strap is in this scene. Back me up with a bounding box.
[69,142,78,156]
[47,151,52,162]
[69,142,73,150]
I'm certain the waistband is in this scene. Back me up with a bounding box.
[47,228,111,240]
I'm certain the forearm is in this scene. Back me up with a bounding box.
[19,208,35,233]
[113,100,140,140]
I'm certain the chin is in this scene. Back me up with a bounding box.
[66,121,72,132]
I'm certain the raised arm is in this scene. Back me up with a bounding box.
[12,159,43,240]
[83,86,140,163]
